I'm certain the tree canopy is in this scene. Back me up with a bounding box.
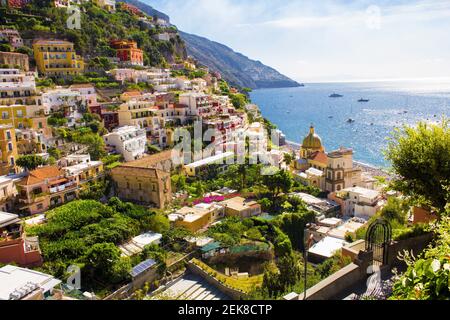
[386,120,450,213]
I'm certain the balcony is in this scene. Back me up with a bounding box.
[0,230,21,244]
[49,181,76,194]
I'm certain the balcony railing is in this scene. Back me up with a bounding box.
[49,182,76,194]
[0,230,21,244]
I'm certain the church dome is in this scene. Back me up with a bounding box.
[302,125,323,150]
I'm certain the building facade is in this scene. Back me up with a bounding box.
[0,52,29,71]
[103,126,147,162]
[111,164,171,209]
[33,40,84,77]
[0,212,43,267]
[110,40,143,66]
[0,125,18,175]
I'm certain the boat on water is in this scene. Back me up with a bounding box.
[347,118,355,123]
[329,93,343,98]
[358,98,370,102]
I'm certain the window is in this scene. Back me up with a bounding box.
[2,111,8,119]
[8,142,13,152]
[6,131,11,140]
[37,203,44,210]
[10,157,14,166]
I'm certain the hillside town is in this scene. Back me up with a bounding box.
[0,0,448,303]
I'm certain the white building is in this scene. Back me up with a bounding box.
[109,68,136,83]
[191,78,208,91]
[103,126,147,162]
[0,265,61,300]
[297,167,325,191]
[154,33,172,41]
[69,84,98,107]
[308,236,349,262]
[0,69,39,106]
[179,92,213,117]
[330,186,385,219]
[61,154,103,183]
[175,78,192,90]
[183,152,234,177]
[42,88,83,126]
[119,231,162,257]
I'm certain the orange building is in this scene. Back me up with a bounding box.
[110,40,144,67]
[0,212,42,267]
[16,166,78,215]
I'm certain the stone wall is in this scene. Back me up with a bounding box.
[186,261,245,300]
[387,233,434,268]
[285,250,373,301]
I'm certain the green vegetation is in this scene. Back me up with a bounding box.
[17,2,185,68]
[16,155,48,171]
[27,198,170,294]
[386,119,450,213]
[385,120,450,300]
[191,258,264,294]
[356,197,429,242]
[391,216,450,300]
[54,125,107,161]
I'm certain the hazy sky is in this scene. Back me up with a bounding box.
[144,0,450,83]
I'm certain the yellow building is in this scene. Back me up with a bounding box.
[0,105,31,129]
[169,207,213,233]
[168,203,224,233]
[33,40,84,77]
[0,125,19,175]
[118,100,160,130]
[111,160,172,209]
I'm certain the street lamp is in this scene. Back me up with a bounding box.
[303,223,315,300]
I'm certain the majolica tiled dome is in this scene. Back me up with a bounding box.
[302,125,323,150]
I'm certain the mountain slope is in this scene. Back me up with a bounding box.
[122,0,301,89]
[180,31,301,89]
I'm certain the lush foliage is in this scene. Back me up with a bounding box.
[16,155,47,171]
[27,199,169,292]
[191,258,264,294]
[391,216,450,300]
[386,120,450,212]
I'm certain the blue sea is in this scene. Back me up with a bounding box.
[250,80,450,168]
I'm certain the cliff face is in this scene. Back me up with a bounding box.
[122,0,301,89]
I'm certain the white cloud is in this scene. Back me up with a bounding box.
[147,0,450,82]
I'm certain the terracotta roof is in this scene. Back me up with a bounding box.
[69,84,94,89]
[121,150,174,169]
[308,151,328,165]
[19,166,63,186]
[33,39,73,45]
[111,166,167,179]
[121,91,141,97]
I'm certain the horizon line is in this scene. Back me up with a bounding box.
[294,76,450,84]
